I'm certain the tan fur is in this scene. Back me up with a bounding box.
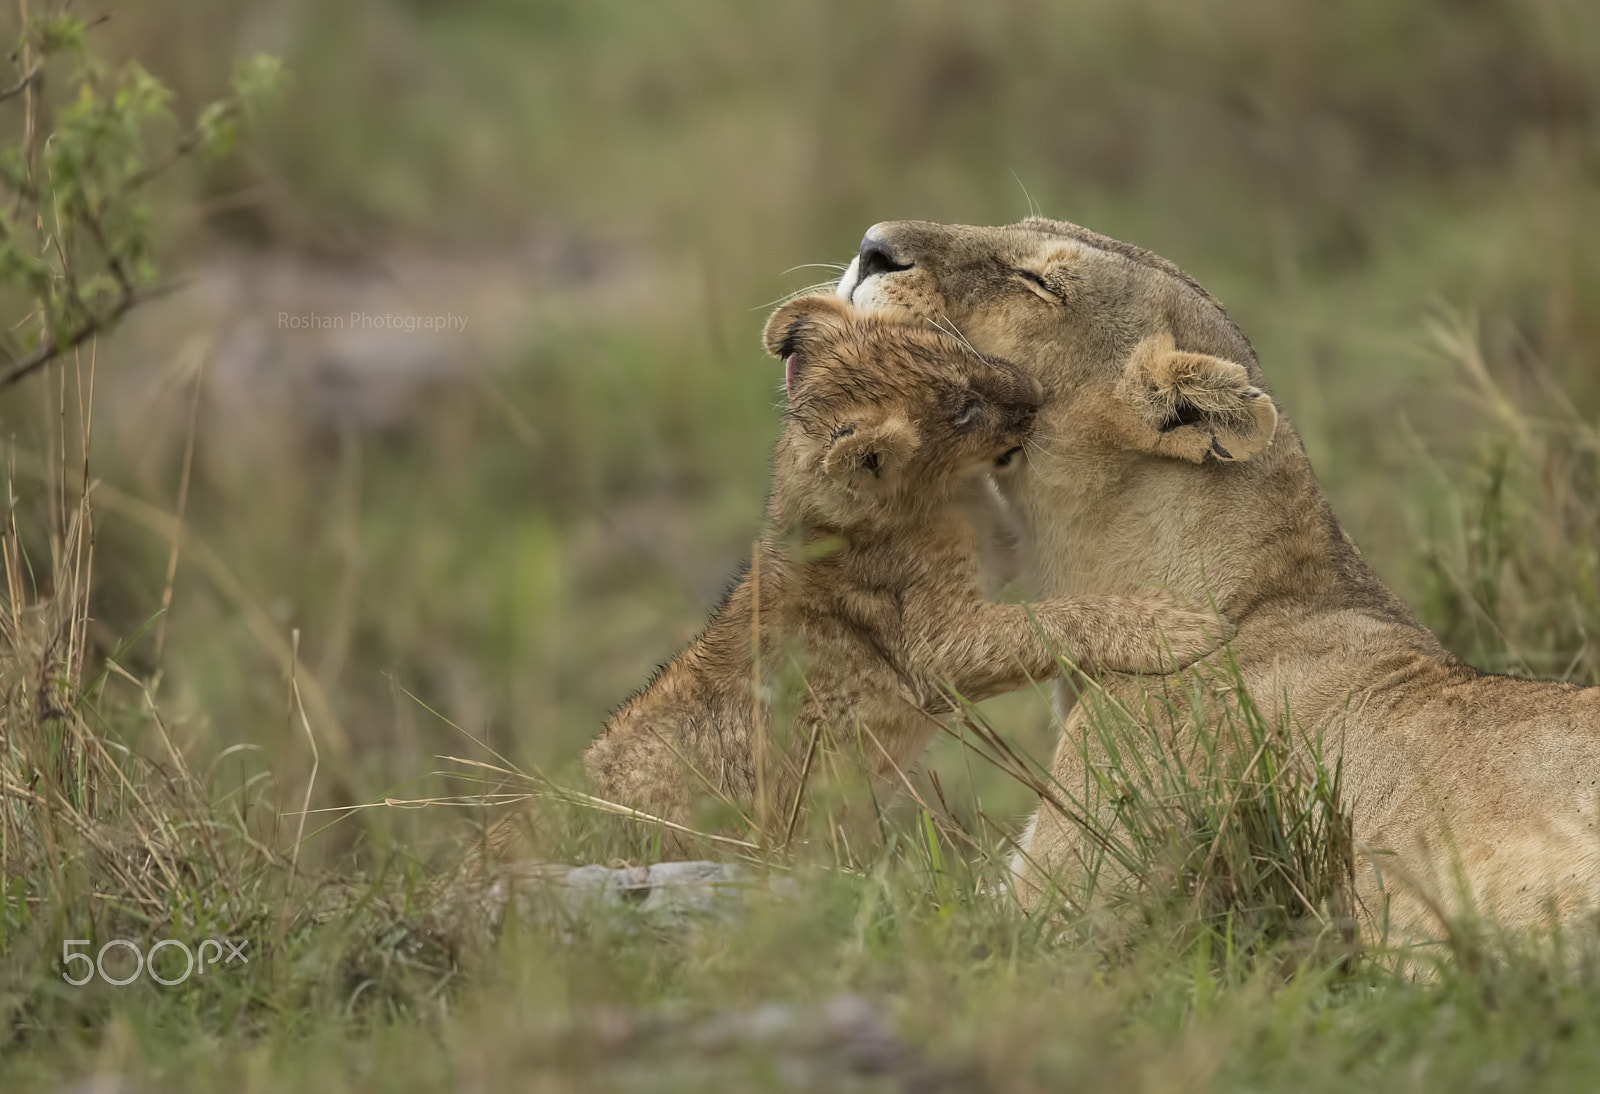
[582,295,1231,854]
[835,217,1600,937]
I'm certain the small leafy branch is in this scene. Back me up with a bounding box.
[0,11,283,390]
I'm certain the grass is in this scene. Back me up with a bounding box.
[2,0,1600,1089]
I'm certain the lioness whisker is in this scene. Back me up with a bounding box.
[780,262,850,276]
[755,281,842,311]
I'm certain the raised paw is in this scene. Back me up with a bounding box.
[1141,604,1235,673]
[1088,591,1235,676]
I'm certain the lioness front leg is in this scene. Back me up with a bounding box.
[920,593,1231,702]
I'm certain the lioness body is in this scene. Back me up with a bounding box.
[835,217,1600,934]
[583,297,1226,853]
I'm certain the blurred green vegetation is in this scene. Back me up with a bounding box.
[2,0,1600,1086]
[6,0,1598,848]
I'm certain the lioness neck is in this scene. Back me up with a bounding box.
[1012,417,1444,656]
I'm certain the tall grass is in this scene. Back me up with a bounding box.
[1414,314,1600,685]
[1071,670,1354,959]
[930,659,1353,971]
[0,384,467,1047]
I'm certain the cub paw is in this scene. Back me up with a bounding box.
[1144,606,1235,673]
[1104,593,1234,675]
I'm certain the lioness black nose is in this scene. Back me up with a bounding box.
[857,234,912,281]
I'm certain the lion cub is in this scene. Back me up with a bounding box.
[583,295,1229,852]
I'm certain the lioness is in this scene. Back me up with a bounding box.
[583,294,1229,854]
[833,216,1600,935]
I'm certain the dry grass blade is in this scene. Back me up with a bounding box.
[781,717,822,851]
[282,629,320,931]
[438,754,762,852]
[6,454,355,764]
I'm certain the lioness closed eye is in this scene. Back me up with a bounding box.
[581,294,1232,853]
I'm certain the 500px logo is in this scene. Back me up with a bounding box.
[61,938,250,987]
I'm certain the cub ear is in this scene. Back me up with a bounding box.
[763,293,853,359]
[822,416,919,487]
[1115,334,1279,464]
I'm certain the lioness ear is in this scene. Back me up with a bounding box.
[763,294,852,359]
[822,416,919,487]
[1115,334,1279,464]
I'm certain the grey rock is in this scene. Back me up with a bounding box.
[455,860,798,935]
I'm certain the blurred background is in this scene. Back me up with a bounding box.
[4,0,1597,848]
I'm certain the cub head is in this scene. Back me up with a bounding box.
[831,218,1279,467]
[762,294,1042,516]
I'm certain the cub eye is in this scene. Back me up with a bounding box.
[953,394,982,428]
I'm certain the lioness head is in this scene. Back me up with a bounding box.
[821,217,1309,614]
[761,294,1041,518]
[833,218,1279,467]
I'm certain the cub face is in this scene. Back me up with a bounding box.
[762,295,1042,510]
